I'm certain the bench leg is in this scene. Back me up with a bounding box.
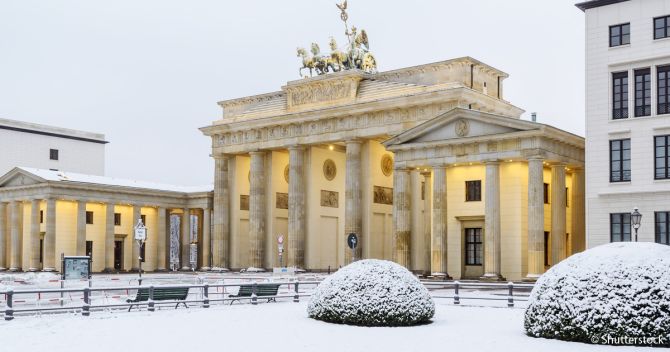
[128,305,133,312]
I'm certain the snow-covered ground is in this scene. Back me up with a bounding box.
[0,301,653,351]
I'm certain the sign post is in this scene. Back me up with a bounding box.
[134,218,147,285]
[347,232,358,262]
[277,234,284,268]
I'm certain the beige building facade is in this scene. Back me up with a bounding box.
[201,57,586,280]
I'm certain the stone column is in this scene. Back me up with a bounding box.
[482,161,504,280]
[76,200,86,256]
[181,208,191,270]
[249,151,266,270]
[526,158,545,281]
[43,198,56,272]
[104,203,115,272]
[29,199,41,271]
[551,164,567,266]
[212,154,230,269]
[571,168,586,253]
[345,140,363,263]
[9,201,22,271]
[156,207,167,271]
[431,166,448,277]
[201,208,211,270]
[131,205,141,271]
[393,167,412,268]
[421,171,432,275]
[287,146,306,268]
[0,202,7,271]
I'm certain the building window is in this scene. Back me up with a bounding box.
[613,72,629,119]
[610,139,631,182]
[40,210,44,224]
[141,214,147,225]
[565,187,569,207]
[544,231,550,266]
[610,213,631,242]
[634,68,651,117]
[86,211,94,225]
[140,243,146,263]
[655,135,670,179]
[86,241,93,258]
[658,66,670,115]
[609,23,630,47]
[49,149,59,161]
[464,228,483,265]
[655,212,670,245]
[114,213,121,226]
[654,15,670,39]
[40,238,44,264]
[465,180,481,202]
[543,183,549,204]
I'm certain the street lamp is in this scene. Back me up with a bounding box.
[631,207,642,242]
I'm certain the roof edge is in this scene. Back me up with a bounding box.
[575,0,630,12]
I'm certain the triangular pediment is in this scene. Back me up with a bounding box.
[383,108,541,147]
[0,168,47,188]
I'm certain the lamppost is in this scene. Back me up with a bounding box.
[134,219,147,285]
[631,207,642,242]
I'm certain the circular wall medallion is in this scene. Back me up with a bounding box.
[455,119,470,137]
[381,154,393,177]
[323,159,337,181]
[284,164,289,183]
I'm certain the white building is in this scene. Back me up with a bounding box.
[0,118,107,176]
[578,0,670,246]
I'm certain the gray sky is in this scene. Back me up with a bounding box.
[0,0,585,186]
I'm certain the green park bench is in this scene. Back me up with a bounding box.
[229,283,280,304]
[126,286,189,311]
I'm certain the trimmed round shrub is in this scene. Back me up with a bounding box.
[525,242,670,346]
[307,259,435,326]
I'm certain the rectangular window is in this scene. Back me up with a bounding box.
[49,149,59,161]
[609,23,630,47]
[86,241,93,258]
[613,72,629,119]
[40,238,43,264]
[40,210,44,224]
[140,243,146,263]
[610,213,632,242]
[655,212,670,245]
[86,211,94,225]
[544,231,550,266]
[655,15,670,39]
[464,228,483,265]
[658,66,670,115]
[140,214,147,225]
[114,213,121,226]
[543,183,549,204]
[655,135,670,179]
[610,139,631,182]
[634,68,651,117]
[565,187,569,207]
[465,180,482,202]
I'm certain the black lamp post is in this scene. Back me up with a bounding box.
[631,207,642,242]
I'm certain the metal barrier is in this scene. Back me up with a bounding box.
[422,280,534,307]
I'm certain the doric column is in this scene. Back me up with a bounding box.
[43,198,56,272]
[393,167,412,268]
[29,199,41,271]
[571,168,586,253]
[249,151,266,269]
[431,166,448,276]
[526,158,545,280]
[288,146,306,268]
[345,140,363,263]
[9,201,22,271]
[201,208,211,270]
[131,205,141,271]
[421,171,432,275]
[104,203,115,272]
[156,207,167,271]
[551,164,567,266]
[181,208,191,270]
[0,202,7,271]
[212,154,230,269]
[482,161,504,280]
[76,200,86,256]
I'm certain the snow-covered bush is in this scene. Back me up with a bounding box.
[307,259,434,326]
[525,242,670,346]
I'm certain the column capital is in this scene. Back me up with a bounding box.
[429,163,447,170]
[526,155,545,162]
[212,153,232,160]
[249,150,266,156]
[421,171,432,178]
[344,139,363,146]
[550,162,568,169]
[287,145,306,151]
[483,159,501,165]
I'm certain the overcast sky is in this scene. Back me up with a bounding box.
[0,0,585,186]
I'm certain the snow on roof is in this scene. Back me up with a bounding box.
[17,167,212,194]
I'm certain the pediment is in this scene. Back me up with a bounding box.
[384,108,540,147]
[0,168,46,188]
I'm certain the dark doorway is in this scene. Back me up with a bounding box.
[114,240,123,271]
